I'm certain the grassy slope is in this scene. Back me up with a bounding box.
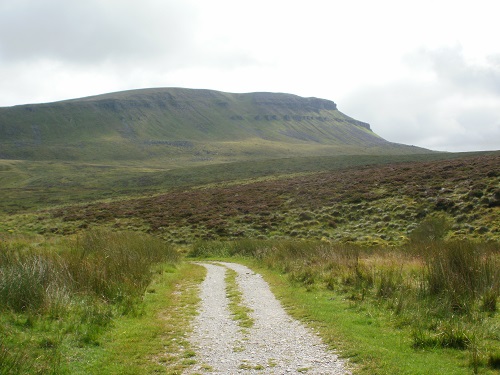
[0,87,435,216]
[0,151,484,214]
[31,151,498,245]
[0,88,426,163]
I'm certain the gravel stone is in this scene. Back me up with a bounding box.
[186,262,350,374]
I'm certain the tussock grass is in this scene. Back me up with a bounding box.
[66,230,179,305]
[0,230,179,374]
[1,230,179,313]
[420,240,498,313]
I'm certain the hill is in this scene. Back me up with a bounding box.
[5,151,497,244]
[0,88,427,164]
[0,152,475,214]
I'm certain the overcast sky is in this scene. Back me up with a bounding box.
[1,0,499,152]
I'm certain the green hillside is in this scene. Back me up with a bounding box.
[0,87,436,215]
[0,88,426,163]
[0,152,473,214]
[3,151,498,244]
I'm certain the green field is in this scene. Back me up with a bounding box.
[0,88,498,374]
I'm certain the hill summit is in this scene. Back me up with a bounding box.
[0,88,427,164]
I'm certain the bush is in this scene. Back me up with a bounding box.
[409,213,452,243]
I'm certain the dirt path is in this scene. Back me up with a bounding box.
[186,262,350,374]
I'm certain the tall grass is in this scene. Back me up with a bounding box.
[0,230,179,314]
[67,230,179,304]
[0,230,179,373]
[0,245,69,313]
[421,240,499,314]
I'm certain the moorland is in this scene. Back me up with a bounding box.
[0,88,498,374]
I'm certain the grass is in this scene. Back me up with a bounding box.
[14,151,496,246]
[2,230,498,373]
[1,151,476,215]
[0,230,179,313]
[74,262,205,374]
[1,134,498,374]
[188,234,500,374]
[262,272,472,374]
[0,230,183,374]
[224,266,254,330]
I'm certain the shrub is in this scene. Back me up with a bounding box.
[409,213,452,243]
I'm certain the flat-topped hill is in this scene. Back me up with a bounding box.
[0,88,427,163]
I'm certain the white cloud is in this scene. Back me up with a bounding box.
[0,0,197,65]
[0,0,500,151]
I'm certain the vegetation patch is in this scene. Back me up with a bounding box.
[189,234,499,374]
[1,149,499,373]
[0,230,185,374]
[37,152,499,245]
[224,266,254,330]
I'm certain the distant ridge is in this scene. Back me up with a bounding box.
[0,87,429,163]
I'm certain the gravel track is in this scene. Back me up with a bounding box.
[186,262,350,374]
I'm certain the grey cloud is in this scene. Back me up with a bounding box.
[341,51,500,152]
[341,82,443,146]
[450,106,500,150]
[0,0,196,65]
[410,46,500,95]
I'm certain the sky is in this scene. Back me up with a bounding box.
[0,0,499,152]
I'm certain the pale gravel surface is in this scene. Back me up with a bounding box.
[186,262,350,374]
